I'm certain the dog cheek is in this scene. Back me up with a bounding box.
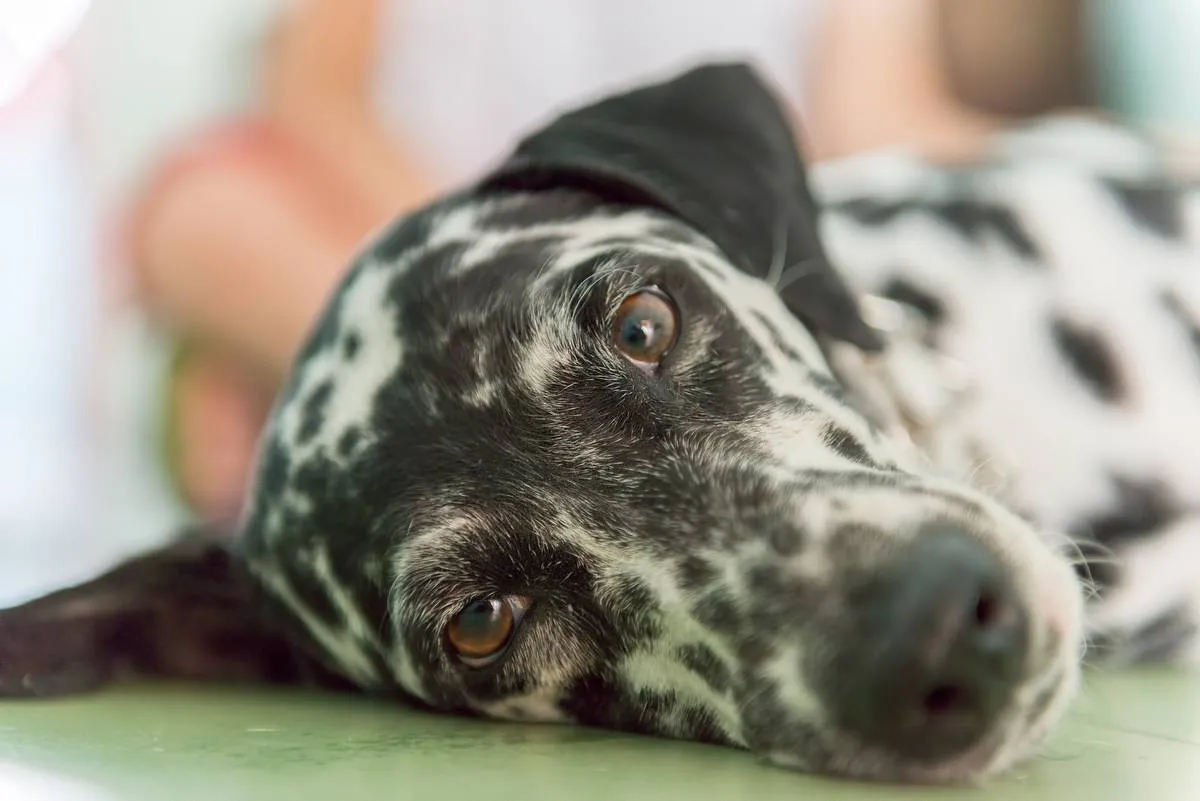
[463,626,598,720]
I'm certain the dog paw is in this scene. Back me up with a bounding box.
[0,612,113,698]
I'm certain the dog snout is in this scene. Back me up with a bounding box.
[828,522,1030,763]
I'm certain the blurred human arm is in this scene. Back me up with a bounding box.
[805,0,1087,162]
[262,0,436,217]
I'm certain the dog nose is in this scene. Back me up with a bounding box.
[830,523,1030,762]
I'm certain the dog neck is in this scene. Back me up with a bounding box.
[821,295,1010,493]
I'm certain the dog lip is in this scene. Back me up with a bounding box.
[786,719,1013,785]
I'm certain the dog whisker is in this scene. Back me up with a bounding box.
[774,257,822,294]
[766,213,790,289]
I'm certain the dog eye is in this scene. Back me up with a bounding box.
[612,289,679,367]
[446,595,530,668]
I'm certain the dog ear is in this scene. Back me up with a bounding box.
[481,61,883,352]
[0,531,344,697]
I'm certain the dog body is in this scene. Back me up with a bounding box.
[2,65,1198,784]
[815,119,1200,667]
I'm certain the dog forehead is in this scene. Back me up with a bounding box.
[269,194,726,436]
[246,186,858,542]
[263,197,574,444]
[244,194,694,525]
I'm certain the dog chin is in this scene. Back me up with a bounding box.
[761,657,1080,786]
[767,727,1029,785]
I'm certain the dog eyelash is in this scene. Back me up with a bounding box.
[565,259,641,319]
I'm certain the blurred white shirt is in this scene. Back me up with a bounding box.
[4,0,828,602]
[0,51,105,604]
[74,0,824,208]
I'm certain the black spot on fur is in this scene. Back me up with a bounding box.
[833,197,1041,260]
[934,199,1041,260]
[677,555,718,592]
[1130,606,1198,663]
[692,591,742,633]
[1075,474,1176,556]
[1050,318,1124,402]
[880,277,946,325]
[835,197,905,226]
[337,427,363,458]
[1104,180,1185,240]
[603,573,662,624]
[742,563,823,635]
[1086,605,1196,665]
[297,380,335,443]
[822,424,873,466]
[342,332,361,360]
[768,524,803,557]
[676,643,732,694]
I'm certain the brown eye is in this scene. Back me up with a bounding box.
[612,289,679,367]
[446,596,529,667]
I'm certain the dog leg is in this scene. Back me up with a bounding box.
[0,530,341,698]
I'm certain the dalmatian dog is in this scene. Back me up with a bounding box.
[2,63,1199,784]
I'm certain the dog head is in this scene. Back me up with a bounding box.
[0,64,1083,783]
[231,63,1083,781]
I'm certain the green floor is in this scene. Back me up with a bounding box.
[1,670,1198,800]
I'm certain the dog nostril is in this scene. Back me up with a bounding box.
[922,684,969,717]
[971,585,1022,642]
[973,590,998,628]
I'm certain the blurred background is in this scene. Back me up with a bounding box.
[2,0,1199,606]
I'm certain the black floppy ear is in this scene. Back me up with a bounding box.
[0,530,343,698]
[481,61,883,352]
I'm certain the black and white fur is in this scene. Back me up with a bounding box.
[2,63,1197,784]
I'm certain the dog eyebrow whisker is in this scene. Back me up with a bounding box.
[963,454,1009,497]
[565,263,645,320]
[566,269,611,316]
[766,213,790,290]
[774,257,822,294]
[531,252,560,285]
